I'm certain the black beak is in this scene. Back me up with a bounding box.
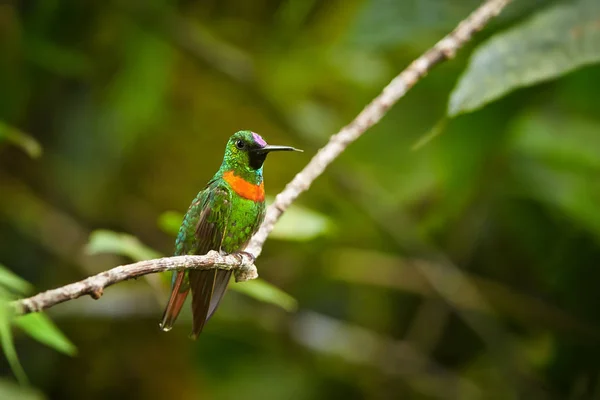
[252,145,303,154]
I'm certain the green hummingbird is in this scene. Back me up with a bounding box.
[160,130,302,338]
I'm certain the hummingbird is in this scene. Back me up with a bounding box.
[160,130,302,338]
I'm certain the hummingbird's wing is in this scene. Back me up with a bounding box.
[160,187,211,332]
[188,184,233,338]
[160,181,231,336]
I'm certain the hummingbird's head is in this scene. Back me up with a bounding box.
[224,130,302,171]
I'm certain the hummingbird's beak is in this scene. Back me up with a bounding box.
[253,145,303,154]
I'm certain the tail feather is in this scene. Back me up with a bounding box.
[160,271,189,332]
[188,269,232,339]
[189,269,216,339]
[207,270,232,320]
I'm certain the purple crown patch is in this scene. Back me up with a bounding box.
[252,132,267,148]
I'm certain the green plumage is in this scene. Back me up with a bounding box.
[160,130,301,338]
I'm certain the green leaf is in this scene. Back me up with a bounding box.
[509,111,600,239]
[85,230,162,262]
[0,300,27,385]
[510,111,600,171]
[157,211,183,237]
[449,0,600,116]
[15,313,76,356]
[25,36,92,78]
[268,198,332,241]
[0,264,33,296]
[0,122,42,158]
[0,267,75,377]
[520,162,600,239]
[86,230,169,300]
[234,279,298,312]
[349,0,481,48]
[348,0,547,49]
[0,378,45,400]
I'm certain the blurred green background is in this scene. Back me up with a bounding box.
[1,0,600,399]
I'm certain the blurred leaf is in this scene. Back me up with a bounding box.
[86,231,166,297]
[348,0,548,49]
[0,300,27,385]
[449,0,600,116]
[85,230,162,261]
[517,159,600,237]
[462,353,518,400]
[510,111,600,171]
[349,0,480,48]
[100,25,173,150]
[511,111,600,239]
[15,313,77,356]
[518,334,554,370]
[0,122,42,158]
[25,37,92,77]
[0,266,76,359]
[0,264,33,296]
[157,210,183,237]
[274,0,318,35]
[234,279,298,312]
[0,378,44,400]
[267,198,332,241]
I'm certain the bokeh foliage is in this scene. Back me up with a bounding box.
[1,0,600,399]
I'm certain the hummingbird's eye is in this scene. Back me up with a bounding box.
[235,140,245,150]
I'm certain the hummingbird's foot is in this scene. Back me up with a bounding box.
[236,251,255,263]
[233,251,258,282]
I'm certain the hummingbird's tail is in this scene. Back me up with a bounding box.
[188,269,232,339]
[160,271,189,332]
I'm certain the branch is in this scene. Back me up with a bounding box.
[10,0,512,316]
[12,252,257,315]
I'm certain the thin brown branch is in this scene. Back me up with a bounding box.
[10,0,512,316]
[12,252,256,315]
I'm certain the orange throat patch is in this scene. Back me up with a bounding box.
[223,170,265,202]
